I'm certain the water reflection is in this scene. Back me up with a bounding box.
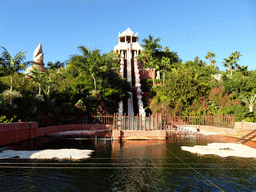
[0,135,256,191]
[110,140,166,191]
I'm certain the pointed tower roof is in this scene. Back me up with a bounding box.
[119,28,137,37]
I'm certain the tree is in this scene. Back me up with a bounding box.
[144,57,159,86]
[141,35,162,56]
[232,50,242,62]
[0,47,33,105]
[239,94,256,113]
[236,65,249,79]
[205,51,216,65]
[137,49,152,65]
[222,51,242,77]
[211,59,216,66]
[30,66,45,96]
[105,51,120,70]
[160,56,171,83]
[47,61,66,70]
[77,46,102,90]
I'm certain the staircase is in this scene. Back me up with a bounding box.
[235,129,256,144]
[134,51,146,116]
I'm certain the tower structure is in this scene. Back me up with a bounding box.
[114,28,146,117]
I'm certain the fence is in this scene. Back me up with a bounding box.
[113,113,162,131]
[162,115,235,129]
[37,114,114,128]
[37,114,235,129]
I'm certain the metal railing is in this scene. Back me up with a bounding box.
[162,115,235,129]
[37,114,236,129]
[37,114,114,128]
[113,113,162,131]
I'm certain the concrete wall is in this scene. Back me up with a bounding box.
[176,122,256,141]
[112,130,166,140]
[36,124,112,136]
[2,121,256,146]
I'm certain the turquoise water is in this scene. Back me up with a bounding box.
[0,135,256,191]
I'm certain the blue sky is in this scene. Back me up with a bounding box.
[0,0,255,71]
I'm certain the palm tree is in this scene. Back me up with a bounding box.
[222,56,234,77]
[76,46,101,90]
[30,66,45,96]
[141,35,162,56]
[0,58,7,76]
[211,59,216,66]
[223,51,242,77]
[145,57,159,86]
[239,94,256,113]
[0,47,33,105]
[236,64,248,79]
[232,51,242,62]
[160,56,171,84]
[47,61,65,70]
[205,51,216,65]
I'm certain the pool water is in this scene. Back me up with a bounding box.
[0,134,256,191]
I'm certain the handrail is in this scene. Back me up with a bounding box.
[235,129,256,144]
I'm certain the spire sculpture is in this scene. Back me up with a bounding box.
[25,42,47,76]
[32,42,47,72]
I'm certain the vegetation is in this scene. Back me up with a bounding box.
[137,35,254,122]
[0,45,130,122]
[0,35,255,123]
[0,115,17,123]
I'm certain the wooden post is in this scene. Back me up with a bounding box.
[124,113,126,130]
[153,114,155,130]
[113,114,116,129]
[149,113,151,131]
[160,113,162,130]
[132,113,134,131]
[136,114,139,130]
[144,115,146,131]
[128,113,130,130]
[157,114,159,130]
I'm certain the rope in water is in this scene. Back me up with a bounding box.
[163,146,224,192]
[137,148,158,192]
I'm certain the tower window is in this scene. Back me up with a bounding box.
[120,37,125,42]
[126,36,131,43]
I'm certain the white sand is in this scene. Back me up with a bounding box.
[0,149,93,159]
[181,143,256,158]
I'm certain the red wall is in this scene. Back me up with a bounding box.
[139,69,155,79]
[0,122,37,146]
[0,123,112,146]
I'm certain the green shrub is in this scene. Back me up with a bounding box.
[0,115,17,123]
[243,117,255,122]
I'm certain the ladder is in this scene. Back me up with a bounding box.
[235,129,256,144]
